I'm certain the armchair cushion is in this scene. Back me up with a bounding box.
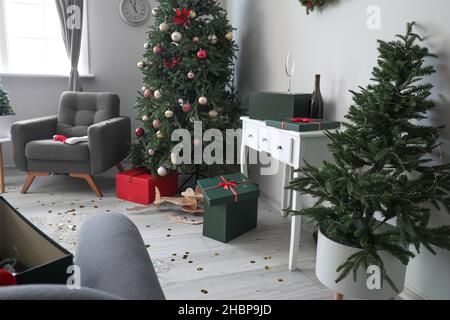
[25,140,90,162]
[57,92,120,137]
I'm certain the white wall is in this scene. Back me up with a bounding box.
[227,0,450,299]
[1,0,156,166]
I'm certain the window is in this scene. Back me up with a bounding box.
[0,0,89,76]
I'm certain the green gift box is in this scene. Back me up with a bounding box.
[249,92,311,121]
[197,173,260,243]
[0,197,73,285]
[266,119,341,132]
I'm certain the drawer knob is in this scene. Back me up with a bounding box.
[277,146,283,150]
[262,138,268,142]
[248,134,253,138]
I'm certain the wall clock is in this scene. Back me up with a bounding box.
[119,0,151,26]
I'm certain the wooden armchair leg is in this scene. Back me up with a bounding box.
[21,172,50,194]
[334,292,344,300]
[70,173,103,198]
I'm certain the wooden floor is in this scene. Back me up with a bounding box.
[2,168,333,300]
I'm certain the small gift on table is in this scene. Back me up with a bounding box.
[266,118,341,132]
[116,168,179,205]
[197,173,260,243]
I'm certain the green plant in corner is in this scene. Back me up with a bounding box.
[0,82,15,116]
[286,22,450,291]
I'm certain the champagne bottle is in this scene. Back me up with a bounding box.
[310,74,324,119]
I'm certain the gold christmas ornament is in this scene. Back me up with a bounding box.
[157,166,168,177]
[198,96,208,106]
[152,8,159,16]
[190,11,197,18]
[159,22,169,32]
[154,90,162,100]
[171,31,182,43]
[137,61,145,69]
[156,131,164,139]
[225,32,233,41]
[165,110,174,118]
[209,110,218,118]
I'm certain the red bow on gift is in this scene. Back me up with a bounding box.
[291,118,313,123]
[219,180,238,190]
[173,8,191,26]
[219,176,238,202]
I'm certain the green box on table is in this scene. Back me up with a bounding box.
[266,119,341,132]
[249,92,312,121]
[197,173,260,243]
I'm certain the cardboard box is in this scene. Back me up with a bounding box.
[0,197,73,285]
[197,173,260,243]
[249,92,311,121]
[116,168,179,205]
[266,119,341,132]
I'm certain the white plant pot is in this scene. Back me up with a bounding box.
[316,229,407,300]
[0,115,12,139]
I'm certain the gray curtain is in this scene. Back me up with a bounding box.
[56,0,84,91]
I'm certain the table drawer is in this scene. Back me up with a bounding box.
[243,123,259,150]
[271,133,296,165]
[258,128,271,152]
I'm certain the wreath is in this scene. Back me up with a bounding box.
[299,0,326,14]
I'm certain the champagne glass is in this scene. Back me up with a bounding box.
[285,53,296,93]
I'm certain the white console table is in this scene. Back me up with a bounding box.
[240,117,334,271]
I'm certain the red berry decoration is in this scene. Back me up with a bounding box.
[197,49,207,60]
[0,269,17,287]
[135,128,145,138]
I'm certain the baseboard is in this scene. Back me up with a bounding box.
[400,285,430,300]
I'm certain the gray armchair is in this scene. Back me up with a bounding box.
[11,92,131,197]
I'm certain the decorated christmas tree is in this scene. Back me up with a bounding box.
[131,0,239,177]
[287,23,450,290]
[0,82,15,116]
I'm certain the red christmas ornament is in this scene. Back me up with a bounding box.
[153,45,162,54]
[182,103,192,113]
[144,89,153,98]
[0,269,16,287]
[163,57,178,69]
[135,128,145,138]
[197,49,207,60]
[173,8,191,26]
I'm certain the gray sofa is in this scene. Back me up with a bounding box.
[0,213,165,300]
[11,92,131,197]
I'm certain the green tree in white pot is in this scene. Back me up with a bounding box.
[287,22,450,299]
[0,81,15,138]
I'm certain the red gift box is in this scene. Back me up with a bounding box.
[116,168,179,205]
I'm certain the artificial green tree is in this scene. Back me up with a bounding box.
[0,82,15,116]
[131,0,239,176]
[287,22,450,290]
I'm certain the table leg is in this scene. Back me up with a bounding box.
[0,143,4,193]
[288,171,302,271]
[240,145,249,177]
